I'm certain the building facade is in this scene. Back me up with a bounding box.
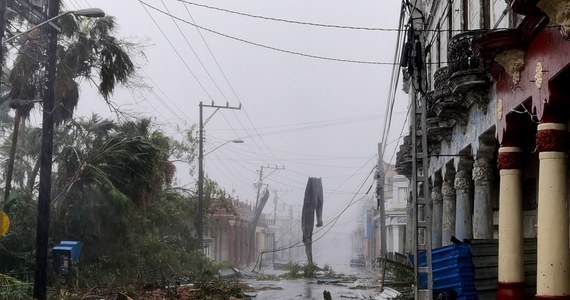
[207,199,269,267]
[395,1,570,298]
[356,163,408,265]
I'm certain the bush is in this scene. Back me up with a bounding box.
[283,262,302,279]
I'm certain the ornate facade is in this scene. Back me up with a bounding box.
[395,1,570,299]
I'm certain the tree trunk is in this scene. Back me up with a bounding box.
[27,155,40,195]
[4,109,21,203]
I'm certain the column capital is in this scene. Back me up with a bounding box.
[473,158,494,184]
[442,180,456,197]
[431,186,443,204]
[454,170,472,192]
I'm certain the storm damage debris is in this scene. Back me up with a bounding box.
[301,177,324,265]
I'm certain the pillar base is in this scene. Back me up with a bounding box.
[497,282,525,300]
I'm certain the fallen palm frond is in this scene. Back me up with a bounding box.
[0,273,32,299]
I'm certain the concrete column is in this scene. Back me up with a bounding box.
[473,158,494,239]
[455,170,473,241]
[497,147,525,299]
[431,184,443,248]
[442,179,456,246]
[536,123,570,299]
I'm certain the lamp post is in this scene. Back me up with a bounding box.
[29,3,105,299]
[2,8,105,45]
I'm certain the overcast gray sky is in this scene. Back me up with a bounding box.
[68,0,408,262]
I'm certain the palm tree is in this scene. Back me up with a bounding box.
[50,116,178,264]
[3,14,136,201]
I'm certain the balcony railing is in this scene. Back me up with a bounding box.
[448,31,487,77]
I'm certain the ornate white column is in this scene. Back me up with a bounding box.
[441,178,456,246]
[431,184,443,248]
[454,170,473,241]
[472,158,494,239]
[535,123,570,299]
[497,147,525,299]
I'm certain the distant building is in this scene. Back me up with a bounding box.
[384,175,408,255]
[355,162,408,265]
[207,199,269,266]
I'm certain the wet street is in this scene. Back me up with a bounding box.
[244,264,382,300]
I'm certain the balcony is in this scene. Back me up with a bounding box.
[508,0,543,16]
[395,135,412,179]
[447,30,490,95]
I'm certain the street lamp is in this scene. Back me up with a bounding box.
[28,4,105,300]
[197,138,244,251]
[2,8,105,45]
[204,139,244,156]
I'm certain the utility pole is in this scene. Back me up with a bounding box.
[197,101,241,250]
[249,164,284,265]
[377,143,387,257]
[407,3,432,298]
[272,191,278,266]
[254,165,285,208]
[33,0,59,299]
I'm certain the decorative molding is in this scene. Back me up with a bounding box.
[537,0,570,39]
[536,129,567,152]
[431,186,443,204]
[535,61,543,89]
[473,158,494,184]
[441,180,456,198]
[494,49,525,84]
[497,152,523,170]
[454,170,472,192]
[497,98,503,120]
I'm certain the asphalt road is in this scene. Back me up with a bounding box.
[244,264,382,300]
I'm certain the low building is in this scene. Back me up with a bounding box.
[207,199,269,266]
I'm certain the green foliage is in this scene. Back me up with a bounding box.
[192,280,248,300]
[322,264,336,278]
[303,262,317,278]
[0,115,225,293]
[283,262,302,279]
[0,274,32,299]
[390,265,414,283]
[0,192,36,274]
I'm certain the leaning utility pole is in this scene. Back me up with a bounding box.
[197,101,241,250]
[254,165,285,208]
[33,0,59,299]
[249,165,284,264]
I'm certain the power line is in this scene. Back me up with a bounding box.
[160,0,231,103]
[180,0,284,167]
[176,0,471,33]
[181,2,241,103]
[177,0,405,32]
[381,1,406,156]
[139,1,401,66]
[180,2,282,165]
[208,112,406,132]
[139,1,216,101]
